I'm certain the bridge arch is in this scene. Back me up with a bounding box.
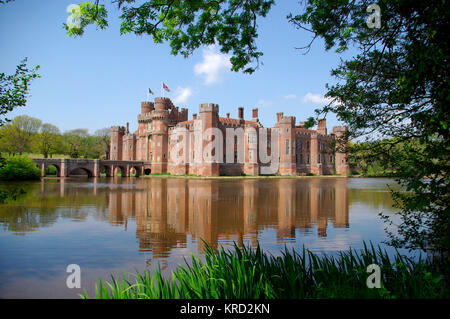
[130,165,141,177]
[68,167,94,178]
[113,165,127,177]
[44,163,60,177]
[100,165,113,177]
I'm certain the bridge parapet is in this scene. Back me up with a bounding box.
[32,158,146,178]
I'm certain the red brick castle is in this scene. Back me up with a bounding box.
[110,97,349,176]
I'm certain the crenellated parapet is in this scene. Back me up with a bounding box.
[141,101,155,114]
[199,103,219,114]
[277,114,296,126]
[111,126,126,133]
[155,97,174,111]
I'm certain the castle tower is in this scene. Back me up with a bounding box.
[198,103,220,176]
[150,97,171,173]
[317,118,327,135]
[110,126,125,160]
[332,126,349,175]
[276,114,297,175]
[244,125,259,175]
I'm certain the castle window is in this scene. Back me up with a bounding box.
[299,141,303,150]
[286,139,289,155]
[307,141,310,150]
[300,154,303,164]
[318,154,321,163]
[307,154,310,164]
[330,155,333,162]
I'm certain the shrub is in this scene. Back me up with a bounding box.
[0,156,41,181]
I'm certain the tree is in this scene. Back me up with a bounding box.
[0,115,42,155]
[289,0,449,258]
[0,58,40,126]
[94,127,110,159]
[35,123,61,158]
[63,129,89,158]
[64,0,274,74]
[302,116,317,129]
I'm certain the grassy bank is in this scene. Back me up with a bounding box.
[81,243,447,299]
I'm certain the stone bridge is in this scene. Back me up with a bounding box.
[32,158,150,177]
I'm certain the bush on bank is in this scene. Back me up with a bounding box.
[0,156,40,181]
[81,242,448,299]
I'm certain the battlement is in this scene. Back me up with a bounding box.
[277,114,296,126]
[199,103,219,114]
[155,97,174,111]
[141,101,155,114]
[111,126,125,132]
[332,126,348,133]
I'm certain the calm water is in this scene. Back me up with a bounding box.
[0,177,408,298]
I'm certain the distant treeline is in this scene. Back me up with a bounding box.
[348,138,425,177]
[0,115,110,159]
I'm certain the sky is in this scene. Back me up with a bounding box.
[0,0,354,134]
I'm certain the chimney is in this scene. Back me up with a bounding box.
[226,113,230,118]
[238,107,244,120]
[252,108,258,121]
[193,113,197,120]
[126,122,129,134]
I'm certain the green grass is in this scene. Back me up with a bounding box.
[81,242,448,299]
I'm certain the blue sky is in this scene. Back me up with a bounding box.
[1,0,352,134]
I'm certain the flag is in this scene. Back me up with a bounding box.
[162,83,170,92]
[149,88,154,95]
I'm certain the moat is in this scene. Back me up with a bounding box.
[0,177,408,298]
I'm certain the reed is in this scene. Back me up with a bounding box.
[81,242,448,299]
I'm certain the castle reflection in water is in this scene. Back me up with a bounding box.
[92,178,349,258]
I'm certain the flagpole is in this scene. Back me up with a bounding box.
[161,82,164,98]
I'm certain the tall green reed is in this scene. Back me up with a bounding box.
[81,241,447,299]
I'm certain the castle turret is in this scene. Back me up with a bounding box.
[141,101,154,114]
[332,126,349,175]
[317,118,327,135]
[110,126,125,160]
[198,103,220,175]
[276,114,297,175]
[150,97,171,173]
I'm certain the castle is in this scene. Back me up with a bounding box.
[110,97,349,176]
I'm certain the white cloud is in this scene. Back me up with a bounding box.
[284,94,297,99]
[173,87,192,105]
[302,93,333,105]
[194,46,232,85]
